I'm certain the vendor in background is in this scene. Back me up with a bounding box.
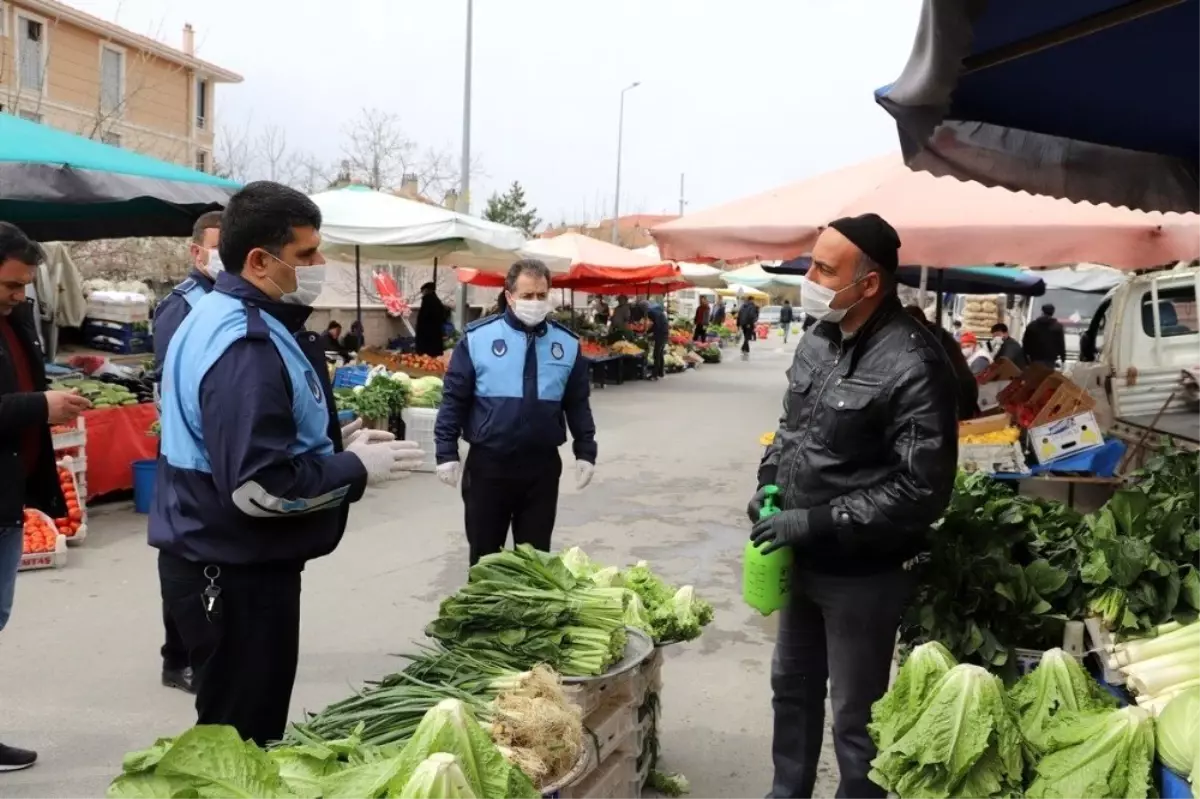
[152,182,424,746]
[960,331,993,375]
[434,259,597,565]
[737,298,759,360]
[750,213,957,799]
[610,294,631,331]
[779,300,795,343]
[318,321,350,363]
[904,305,979,419]
[710,298,727,328]
[693,296,710,343]
[989,322,1027,368]
[341,320,364,353]
[1022,303,1067,368]
[643,299,669,380]
[1,222,92,774]
[592,295,610,326]
[415,282,447,356]
[149,209,224,697]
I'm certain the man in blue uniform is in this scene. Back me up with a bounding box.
[151,210,222,695]
[434,259,597,565]
[152,181,423,745]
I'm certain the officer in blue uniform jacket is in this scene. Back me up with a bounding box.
[151,182,424,746]
[149,210,222,697]
[434,258,597,566]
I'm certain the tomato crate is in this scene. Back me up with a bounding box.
[19,534,68,572]
[51,417,87,451]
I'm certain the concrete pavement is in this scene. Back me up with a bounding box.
[0,334,839,798]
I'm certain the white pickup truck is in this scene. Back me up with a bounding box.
[1070,265,1199,460]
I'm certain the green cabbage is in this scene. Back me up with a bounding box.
[409,376,444,408]
[868,641,957,752]
[869,664,1025,798]
[1156,687,1199,782]
[560,547,595,579]
[591,566,622,587]
[1026,706,1156,799]
[1009,648,1116,756]
[394,754,478,799]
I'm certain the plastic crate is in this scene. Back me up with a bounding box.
[584,699,637,765]
[561,747,638,799]
[51,417,87,451]
[333,364,371,389]
[19,534,68,571]
[56,455,88,542]
[400,407,437,473]
[83,320,152,355]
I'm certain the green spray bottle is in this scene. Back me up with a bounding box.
[742,485,793,616]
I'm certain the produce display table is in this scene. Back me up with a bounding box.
[80,403,158,498]
[994,474,1123,508]
[587,355,623,388]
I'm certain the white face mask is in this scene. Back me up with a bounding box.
[265,252,325,306]
[511,298,550,327]
[203,249,224,279]
[800,277,864,324]
[991,336,1004,351]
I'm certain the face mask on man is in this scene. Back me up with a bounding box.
[204,249,224,279]
[991,336,1004,351]
[510,298,550,327]
[264,252,325,306]
[800,276,867,324]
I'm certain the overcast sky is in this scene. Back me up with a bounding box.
[73,0,922,224]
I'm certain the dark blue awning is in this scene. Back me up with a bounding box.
[876,0,1199,213]
[766,260,1046,297]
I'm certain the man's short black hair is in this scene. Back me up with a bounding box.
[191,210,222,244]
[0,222,44,268]
[217,181,321,275]
[1043,303,1056,316]
[992,322,1009,334]
[504,258,552,292]
[327,320,342,332]
[420,282,436,293]
[953,319,962,328]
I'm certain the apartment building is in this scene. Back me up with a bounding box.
[0,0,241,169]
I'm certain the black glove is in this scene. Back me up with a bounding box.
[746,487,769,523]
[750,509,812,556]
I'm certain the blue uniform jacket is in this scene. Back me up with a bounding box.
[152,268,214,377]
[434,310,597,466]
[149,273,367,566]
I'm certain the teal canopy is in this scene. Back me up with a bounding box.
[0,113,239,241]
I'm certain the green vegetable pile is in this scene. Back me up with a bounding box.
[108,699,539,799]
[560,547,715,645]
[425,546,628,677]
[408,376,444,409]
[868,644,1154,798]
[906,452,1200,670]
[338,371,410,421]
[1155,687,1199,785]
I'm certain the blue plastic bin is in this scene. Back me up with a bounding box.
[332,365,371,389]
[132,459,157,514]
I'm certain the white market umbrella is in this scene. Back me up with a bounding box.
[310,185,528,325]
[634,244,725,289]
[721,262,807,291]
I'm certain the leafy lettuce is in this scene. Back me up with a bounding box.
[1025,706,1156,799]
[1008,648,1115,757]
[868,641,958,752]
[869,664,1024,798]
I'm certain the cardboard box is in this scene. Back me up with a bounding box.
[1030,410,1104,464]
[959,414,1012,438]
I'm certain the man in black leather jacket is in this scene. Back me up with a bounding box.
[747,214,958,799]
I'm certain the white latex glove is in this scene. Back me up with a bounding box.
[343,420,396,449]
[347,439,426,485]
[437,461,461,488]
[576,461,595,491]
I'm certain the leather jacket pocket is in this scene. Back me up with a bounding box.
[784,370,814,431]
[818,386,877,455]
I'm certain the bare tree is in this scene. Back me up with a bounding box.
[257,123,297,184]
[342,108,416,191]
[214,121,255,182]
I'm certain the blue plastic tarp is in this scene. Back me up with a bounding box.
[875,0,1200,213]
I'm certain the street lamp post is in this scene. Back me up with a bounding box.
[453,0,474,331]
[611,81,640,244]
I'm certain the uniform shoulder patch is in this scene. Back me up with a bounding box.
[547,319,579,339]
[172,278,197,296]
[465,315,499,333]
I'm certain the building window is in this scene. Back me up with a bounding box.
[195,149,209,173]
[100,46,125,116]
[17,16,46,93]
[195,78,208,130]
[18,109,43,124]
[101,132,121,147]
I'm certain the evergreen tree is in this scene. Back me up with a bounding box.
[483,181,542,238]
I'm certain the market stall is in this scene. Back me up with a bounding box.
[107,545,713,798]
